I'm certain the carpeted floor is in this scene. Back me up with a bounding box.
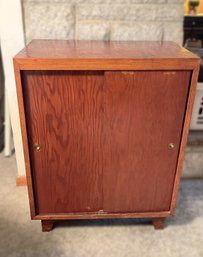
[0,153,203,257]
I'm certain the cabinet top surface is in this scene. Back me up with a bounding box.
[15,40,198,60]
[14,40,200,70]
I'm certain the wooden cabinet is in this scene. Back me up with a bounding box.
[14,40,200,231]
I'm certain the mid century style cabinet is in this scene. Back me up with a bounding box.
[13,40,200,232]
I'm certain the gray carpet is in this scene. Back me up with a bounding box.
[0,153,203,257]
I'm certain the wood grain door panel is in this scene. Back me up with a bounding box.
[103,71,190,213]
[22,70,190,215]
[22,71,104,214]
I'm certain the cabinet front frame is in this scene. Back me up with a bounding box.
[13,58,200,220]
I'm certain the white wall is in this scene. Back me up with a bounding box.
[0,0,26,176]
[0,48,4,150]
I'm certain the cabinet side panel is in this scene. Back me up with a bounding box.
[21,71,104,214]
[14,62,36,218]
[103,71,190,213]
[170,66,199,213]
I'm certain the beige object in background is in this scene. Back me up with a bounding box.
[0,0,26,176]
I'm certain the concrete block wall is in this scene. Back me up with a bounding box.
[22,0,184,45]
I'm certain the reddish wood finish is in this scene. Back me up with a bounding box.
[152,218,165,229]
[13,40,200,231]
[170,64,200,214]
[16,176,27,186]
[22,71,104,214]
[14,40,198,70]
[103,71,190,213]
[41,220,55,232]
[35,211,170,221]
[13,61,36,218]
[14,40,195,60]
[21,70,190,215]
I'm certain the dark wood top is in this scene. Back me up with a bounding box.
[14,40,200,70]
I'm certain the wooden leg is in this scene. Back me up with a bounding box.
[41,220,55,232]
[152,218,165,230]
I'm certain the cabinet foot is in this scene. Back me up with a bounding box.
[152,218,165,230]
[41,220,55,232]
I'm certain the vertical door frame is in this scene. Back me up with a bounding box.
[170,64,200,214]
[13,61,36,218]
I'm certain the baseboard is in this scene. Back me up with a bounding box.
[16,176,27,186]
